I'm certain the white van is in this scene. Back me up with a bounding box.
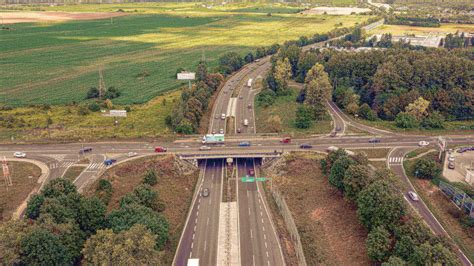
[221,113,226,120]
[243,119,249,126]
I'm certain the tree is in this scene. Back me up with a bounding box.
[143,169,158,186]
[321,148,348,175]
[77,196,107,236]
[42,178,77,199]
[25,195,45,219]
[256,89,276,107]
[82,225,160,265]
[218,52,243,75]
[104,87,121,100]
[273,58,292,95]
[421,111,445,129]
[358,103,377,121]
[244,52,254,63]
[86,87,100,99]
[366,226,392,262]
[395,112,419,129]
[295,105,313,129]
[278,44,301,77]
[104,99,114,109]
[357,180,406,230]
[88,102,100,112]
[382,256,407,266]
[195,61,208,81]
[345,102,359,116]
[0,220,33,264]
[405,97,430,120]
[95,179,113,205]
[409,243,459,266]
[39,197,76,224]
[108,204,169,249]
[120,184,158,210]
[20,227,71,265]
[329,156,355,191]
[343,164,372,201]
[304,65,332,120]
[414,158,441,179]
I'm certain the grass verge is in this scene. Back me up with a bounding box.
[349,148,390,158]
[62,166,86,182]
[0,161,41,221]
[262,152,370,265]
[404,153,474,262]
[83,155,199,264]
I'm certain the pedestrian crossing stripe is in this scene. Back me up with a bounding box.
[389,157,403,164]
[61,162,74,168]
[87,163,105,170]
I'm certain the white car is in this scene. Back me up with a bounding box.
[408,191,419,201]
[418,141,429,147]
[448,156,455,162]
[14,152,26,158]
[127,152,138,157]
[199,146,211,151]
[219,128,224,134]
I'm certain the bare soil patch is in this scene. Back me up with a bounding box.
[302,7,371,15]
[0,11,127,24]
[263,152,370,265]
[84,155,199,265]
[0,161,41,221]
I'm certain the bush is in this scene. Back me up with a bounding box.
[143,169,158,186]
[88,102,100,112]
[86,87,100,99]
[77,105,90,116]
[358,103,377,121]
[395,112,419,129]
[104,87,121,100]
[421,112,445,129]
[294,105,313,129]
[256,89,276,107]
[96,180,113,205]
[413,158,441,179]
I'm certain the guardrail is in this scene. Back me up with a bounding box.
[178,151,283,160]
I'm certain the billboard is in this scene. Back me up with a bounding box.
[202,134,224,144]
[109,110,127,117]
[177,72,196,80]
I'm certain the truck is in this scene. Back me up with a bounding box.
[247,78,253,87]
[243,119,249,126]
[187,259,199,266]
[202,134,225,144]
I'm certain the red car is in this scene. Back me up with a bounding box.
[280,137,291,144]
[248,169,255,176]
[154,146,167,153]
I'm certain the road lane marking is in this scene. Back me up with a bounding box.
[250,229,253,238]
[266,251,269,258]
[204,240,207,252]
[207,217,209,226]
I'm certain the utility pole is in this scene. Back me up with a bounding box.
[98,67,106,99]
[2,156,12,191]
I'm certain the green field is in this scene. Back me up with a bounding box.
[1,3,370,106]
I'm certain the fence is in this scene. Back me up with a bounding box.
[271,186,307,266]
[439,181,474,218]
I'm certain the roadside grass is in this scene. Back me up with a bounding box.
[368,160,387,170]
[353,117,474,136]
[404,153,474,262]
[62,166,86,182]
[0,91,179,142]
[1,4,370,106]
[405,147,434,159]
[368,23,474,36]
[263,152,370,265]
[349,148,390,158]
[83,155,199,265]
[0,161,41,221]
[255,88,332,136]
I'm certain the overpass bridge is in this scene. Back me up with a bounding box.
[177,150,284,161]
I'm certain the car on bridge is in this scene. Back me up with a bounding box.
[239,142,251,147]
[127,152,138,157]
[248,169,255,176]
[418,141,429,147]
[280,137,291,144]
[299,143,312,149]
[104,159,117,166]
[154,146,167,153]
[13,152,26,158]
[199,146,211,151]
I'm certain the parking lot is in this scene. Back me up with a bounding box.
[443,146,474,185]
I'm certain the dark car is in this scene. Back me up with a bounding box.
[299,143,312,149]
[369,138,381,143]
[335,126,342,132]
[104,159,117,166]
[79,147,93,154]
[448,162,455,170]
[248,169,255,176]
[330,131,337,137]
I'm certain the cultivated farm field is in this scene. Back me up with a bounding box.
[0,3,371,106]
[368,23,474,36]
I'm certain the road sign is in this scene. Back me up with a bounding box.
[241,176,267,182]
[256,177,267,182]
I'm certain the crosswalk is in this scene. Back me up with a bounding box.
[47,154,67,161]
[49,161,75,169]
[389,157,403,164]
[86,162,105,171]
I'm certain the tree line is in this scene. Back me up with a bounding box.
[0,169,169,265]
[321,149,460,265]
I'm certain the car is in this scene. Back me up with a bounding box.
[127,152,138,157]
[448,156,455,162]
[154,146,167,152]
[330,131,337,137]
[214,115,219,119]
[248,169,255,176]
[247,104,252,109]
[280,137,291,144]
[418,141,429,147]
[199,146,211,151]
[300,143,312,149]
[237,128,241,133]
[79,147,93,154]
[369,138,381,143]
[448,162,455,170]
[407,191,419,201]
[13,152,26,158]
[239,142,251,147]
[202,188,210,197]
[255,59,261,62]
[219,128,224,134]
[239,95,243,99]
[104,159,117,166]
[335,126,342,132]
[221,113,226,120]
[212,130,216,134]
